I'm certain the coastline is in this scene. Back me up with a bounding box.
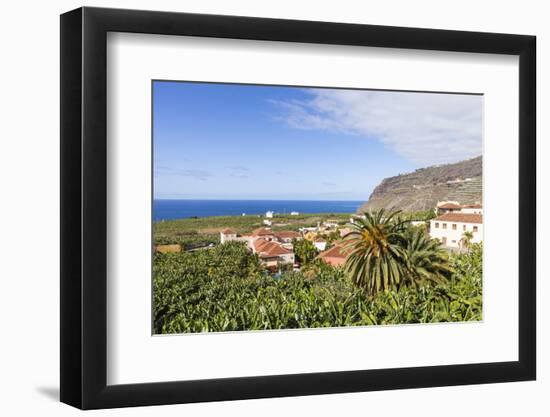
[153,199,364,222]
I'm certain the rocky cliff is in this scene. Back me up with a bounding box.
[359,156,482,213]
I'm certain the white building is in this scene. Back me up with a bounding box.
[323,221,339,229]
[435,201,462,215]
[220,228,237,244]
[290,211,299,216]
[429,213,483,248]
[265,211,274,218]
[313,237,327,251]
[460,203,483,215]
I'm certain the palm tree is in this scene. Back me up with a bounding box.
[343,209,410,296]
[461,231,474,250]
[403,228,454,286]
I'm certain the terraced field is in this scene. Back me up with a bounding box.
[359,156,482,212]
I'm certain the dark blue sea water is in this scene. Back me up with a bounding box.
[153,200,363,221]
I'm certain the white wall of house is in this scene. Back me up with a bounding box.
[461,207,484,215]
[220,232,236,244]
[429,220,483,248]
[279,253,295,264]
[261,253,295,267]
[220,232,253,246]
[314,241,327,251]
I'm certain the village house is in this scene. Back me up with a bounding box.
[435,201,462,215]
[323,220,339,229]
[299,227,318,236]
[429,212,483,248]
[220,227,301,268]
[317,241,351,267]
[273,230,301,243]
[460,203,483,215]
[219,228,238,244]
[313,236,327,251]
[250,227,276,240]
[252,239,295,268]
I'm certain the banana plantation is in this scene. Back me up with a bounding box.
[153,229,482,334]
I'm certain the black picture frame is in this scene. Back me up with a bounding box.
[60,6,536,410]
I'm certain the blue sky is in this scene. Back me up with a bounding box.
[153,81,482,200]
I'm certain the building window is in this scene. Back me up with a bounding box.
[435,222,439,228]
[452,224,457,230]
[463,225,467,231]
[442,223,447,229]
[473,226,478,232]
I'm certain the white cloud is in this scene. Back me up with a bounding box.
[272,89,482,166]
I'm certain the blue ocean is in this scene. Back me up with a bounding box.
[153,200,363,221]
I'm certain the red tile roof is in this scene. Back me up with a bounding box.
[254,239,292,257]
[221,228,236,234]
[434,213,483,224]
[253,239,269,251]
[274,231,301,239]
[251,227,274,236]
[318,242,351,260]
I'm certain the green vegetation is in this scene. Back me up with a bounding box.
[293,238,319,265]
[154,212,351,249]
[403,228,454,286]
[154,215,260,249]
[344,210,452,296]
[153,236,482,334]
[403,209,436,221]
[344,210,410,295]
[461,230,474,249]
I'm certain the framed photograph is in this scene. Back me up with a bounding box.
[60,7,536,410]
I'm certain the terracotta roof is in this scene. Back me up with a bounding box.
[254,239,292,257]
[274,231,301,239]
[253,239,270,251]
[438,203,461,209]
[221,228,236,234]
[434,213,483,224]
[318,242,351,259]
[251,227,274,236]
[462,204,483,209]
